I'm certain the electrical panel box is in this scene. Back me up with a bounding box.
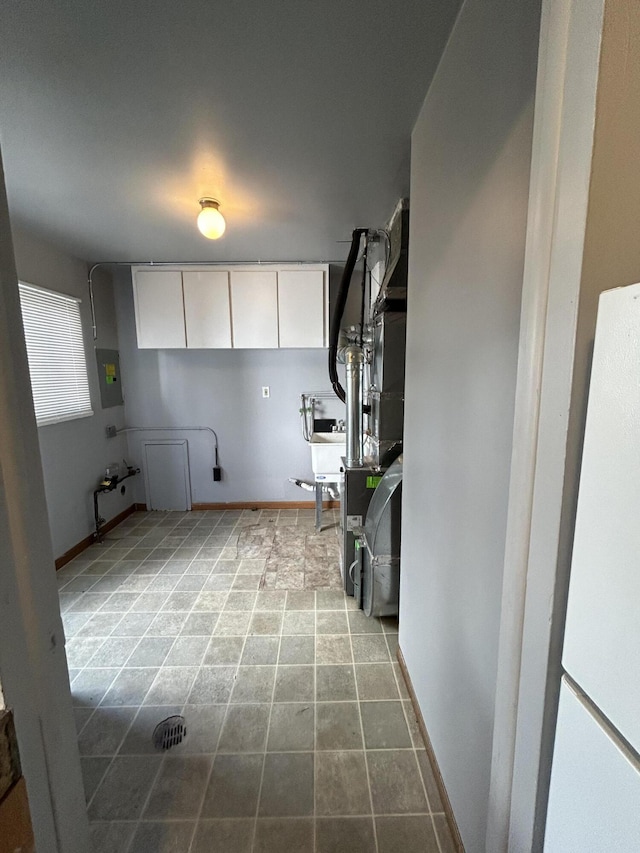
[96,348,123,408]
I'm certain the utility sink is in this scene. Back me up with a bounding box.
[309,432,346,477]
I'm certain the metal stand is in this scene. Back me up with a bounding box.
[315,482,324,532]
[315,477,342,532]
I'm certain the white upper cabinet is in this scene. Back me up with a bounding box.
[183,270,232,348]
[131,264,327,349]
[278,269,325,347]
[132,269,186,348]
[230,270,279,348]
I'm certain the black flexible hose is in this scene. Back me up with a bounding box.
[328,228,368,402]
[359,239,368,347]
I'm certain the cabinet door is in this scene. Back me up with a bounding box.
[230,270,279,348]
[183,270,232,348]
[278,269,326,347]
[132,270,185,348]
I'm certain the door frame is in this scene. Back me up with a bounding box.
[0,153,90,851]
[486,0,607,849]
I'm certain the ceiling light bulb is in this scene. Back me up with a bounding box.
[197,198,226,239]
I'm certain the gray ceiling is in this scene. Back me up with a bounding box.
[0,0,461,264]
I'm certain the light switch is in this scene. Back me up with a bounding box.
[262,386,270,398]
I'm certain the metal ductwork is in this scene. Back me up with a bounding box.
[345,345,364,467]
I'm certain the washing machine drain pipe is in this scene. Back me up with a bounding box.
[289,478,339,500]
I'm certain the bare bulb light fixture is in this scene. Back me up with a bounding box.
[197,198,226,240]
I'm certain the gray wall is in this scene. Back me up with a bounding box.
[398,0,540,849]
[114,269,344,505]
[11,228,130,557]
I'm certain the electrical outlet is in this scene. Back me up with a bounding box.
[262,386,270,398]
[105,424,117,438]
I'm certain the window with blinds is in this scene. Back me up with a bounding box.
[18,282,93,426]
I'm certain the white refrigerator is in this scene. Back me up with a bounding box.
[544,282,640,851]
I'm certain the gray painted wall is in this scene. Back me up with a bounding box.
[114,269,345,505]
[11,227,130,558]
[398,0,540,849]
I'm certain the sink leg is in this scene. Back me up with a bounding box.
[315,483,323,532]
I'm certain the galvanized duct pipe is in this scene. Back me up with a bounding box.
[345,345,364,467]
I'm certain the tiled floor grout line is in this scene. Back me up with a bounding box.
[184,700,226,853]
[81,512,217,831]
[65,525,158,742]
[122,511,234,853]
[190,514,264,853]
[122,749,166,853]
[249,582,286,852]
[346,608,381,853]
[83,514,188,825]
[386,629,438,844]
[312,588,317,853]
[100,514,182,853]
[111,519,220,848]
[73,742,425,757]
[431,814,447,853]
[384,621,445,853]
[187,515,251,852]
[400,690,445,853]
[77,638,140,813]
[86,808,444,823]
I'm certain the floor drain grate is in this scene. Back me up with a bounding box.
[152,715,186,751]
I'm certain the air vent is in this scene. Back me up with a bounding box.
[152,715,186,751]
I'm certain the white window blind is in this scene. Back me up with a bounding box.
[18,282,93,426]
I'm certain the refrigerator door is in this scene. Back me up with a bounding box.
[562,283,640,752]
[545,679,640,852]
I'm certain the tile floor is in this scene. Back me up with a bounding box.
[237,513,342,590]
[57,509,455,852]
